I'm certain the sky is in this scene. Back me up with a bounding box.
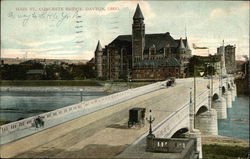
[1,1,249,60]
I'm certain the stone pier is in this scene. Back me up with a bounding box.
[225,91,232,108]
[212,97,227,119]
[231,85,237,102]
[195,109,218,135]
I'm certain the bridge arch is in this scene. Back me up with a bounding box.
[227,83,231,90]
[211,93,219,109]
[211,92,227,119]
[171,127,189,138]
[222,86,226,94]
[195,105,218,135]
[212,93,219,100]
[196,105,209,116]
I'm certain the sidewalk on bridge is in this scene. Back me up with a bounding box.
[0,78,211,158]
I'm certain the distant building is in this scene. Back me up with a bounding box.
[217,45,236,74]
[94,4,191,81]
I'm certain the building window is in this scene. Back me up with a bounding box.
[149,44,156,55]
[164,44,171,54]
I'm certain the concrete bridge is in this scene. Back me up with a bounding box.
[0,76,237,158]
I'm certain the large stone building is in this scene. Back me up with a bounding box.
[217,45,236,74]
[95,4,192,80]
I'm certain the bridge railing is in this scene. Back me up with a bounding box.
[153,101,190,138]
[153,83,219,138]
[147,138,193,153]
[0,81,166,136]
[195,89,210,110]
[181,138,198,159]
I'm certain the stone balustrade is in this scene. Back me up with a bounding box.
[146,137,197,154]
[0,81,166,136]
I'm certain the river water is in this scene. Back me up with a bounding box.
[0,91,109,122]
[0,91,249,139]
[218,95,249,139]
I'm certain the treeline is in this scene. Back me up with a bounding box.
[185,55,219,77]
[0,60,95,80]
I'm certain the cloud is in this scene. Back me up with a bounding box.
[101,0,156,26]
[14,34,76,48]
[1,49,23,57]
[1,48,93,60]
[210,2,249,19]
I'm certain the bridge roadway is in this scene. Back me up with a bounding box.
[0,78,214,158]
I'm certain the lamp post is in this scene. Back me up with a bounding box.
[146,109,155,136]
[80,88,83,102]
[146,109,155,151]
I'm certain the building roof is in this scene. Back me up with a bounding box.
[225,45,236,48]
[144,33,177,50]
[133,4,144,20]
[110,32,185,50]
[174,39,188,46]
[185,37,191,50]
[95,41,102,53]
[107,32,192,56]
[177,38,185,50]
[88,58,95,63]
[113,35,131,43]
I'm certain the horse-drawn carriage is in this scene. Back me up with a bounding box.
[128,108,146,128]
[166,77,176,87]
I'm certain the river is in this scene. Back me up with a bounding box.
[0,91,109,122]
[218,95,249,139]
[0,91,249,140]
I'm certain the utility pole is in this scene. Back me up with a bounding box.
[193,60,196,129]
[211,62,214,99]
[219,40,224,98]
[219,54,222,97]
[209,49,213,110]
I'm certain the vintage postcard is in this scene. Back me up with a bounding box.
[0,1,249,158]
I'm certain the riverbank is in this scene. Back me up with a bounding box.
[235,77,249,95]
[0,80,101,86]
[0,81,152,93]
[202,136,249,158]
